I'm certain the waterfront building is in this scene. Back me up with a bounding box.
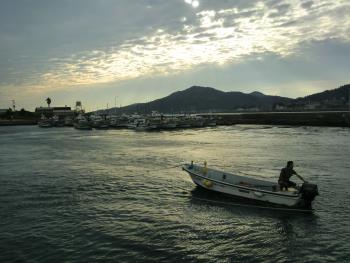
[35,106,74,118]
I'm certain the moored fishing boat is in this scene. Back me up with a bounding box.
[188,115,204,128]
[182,162,319,209]
[52,115,65,127]
[89,114,109,129]
[74,114,92,130]
[64,116,74,126]
[109,115,129,128]
[159,117,177,129]
[38,114,52,128]
[204,116,217,127]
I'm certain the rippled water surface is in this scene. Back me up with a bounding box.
[1,125,349,262]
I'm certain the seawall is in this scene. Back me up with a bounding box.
[0,119,38,126]
[207,111,350,127]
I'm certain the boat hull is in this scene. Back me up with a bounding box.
[74,123,92,130]
[38,121,52,128]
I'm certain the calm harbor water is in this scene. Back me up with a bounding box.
[0,125,349,262]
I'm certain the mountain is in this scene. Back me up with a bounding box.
[272,84,350,111]
[250,91,266,97]
[102,84,350,114]
[296,84,350,103]
[110,86,293,114]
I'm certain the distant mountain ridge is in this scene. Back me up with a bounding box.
[249,91,266,97]
[296,84,350,103]
[112,86,292,114]
[104,84,350,114]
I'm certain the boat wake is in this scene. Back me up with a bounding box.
[188,195,314,213]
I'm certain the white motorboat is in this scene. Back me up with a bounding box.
[89,114,109,129]
[109,115,129,128]
[134,118,158,131]
[182,162,319,209]
[52,115,64,127]
[204,116,217,127]
[74,114,92,130]
[38,114,52,128]
[64,116,74,126]
[160,117,177,129]
[187,115,204,128]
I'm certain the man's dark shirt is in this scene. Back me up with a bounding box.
[279,167,297,182]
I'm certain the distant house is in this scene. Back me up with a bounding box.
[275,104,287,111]
[304,102,321,110]
[245,107,260,112]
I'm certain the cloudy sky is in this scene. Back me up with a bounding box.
[1,0,349,111]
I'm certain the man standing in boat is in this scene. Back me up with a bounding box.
[279,161,306,190]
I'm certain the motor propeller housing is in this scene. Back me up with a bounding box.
[300,183,319,207]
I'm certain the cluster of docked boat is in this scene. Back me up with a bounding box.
[38,115,74,128]
[38,113,217,131]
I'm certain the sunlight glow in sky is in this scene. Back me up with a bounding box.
[0,0,349,110]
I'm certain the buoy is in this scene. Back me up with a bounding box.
[203,179,213,188]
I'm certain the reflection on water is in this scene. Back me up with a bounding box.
[0,125,349,262]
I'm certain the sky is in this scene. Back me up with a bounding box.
[0,0,349,111]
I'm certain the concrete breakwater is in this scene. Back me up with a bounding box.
[209,111,350,127]
[0,119,38,126]
[1,111,350,127]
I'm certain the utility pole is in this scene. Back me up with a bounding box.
[114,96,117,114]
[12,100,16,111]
[348,86,350,112]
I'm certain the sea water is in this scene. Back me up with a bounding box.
[0,125,349,262]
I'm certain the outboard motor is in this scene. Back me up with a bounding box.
[300,183,319,208]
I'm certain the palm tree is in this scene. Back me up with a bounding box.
[46,97,52,108]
